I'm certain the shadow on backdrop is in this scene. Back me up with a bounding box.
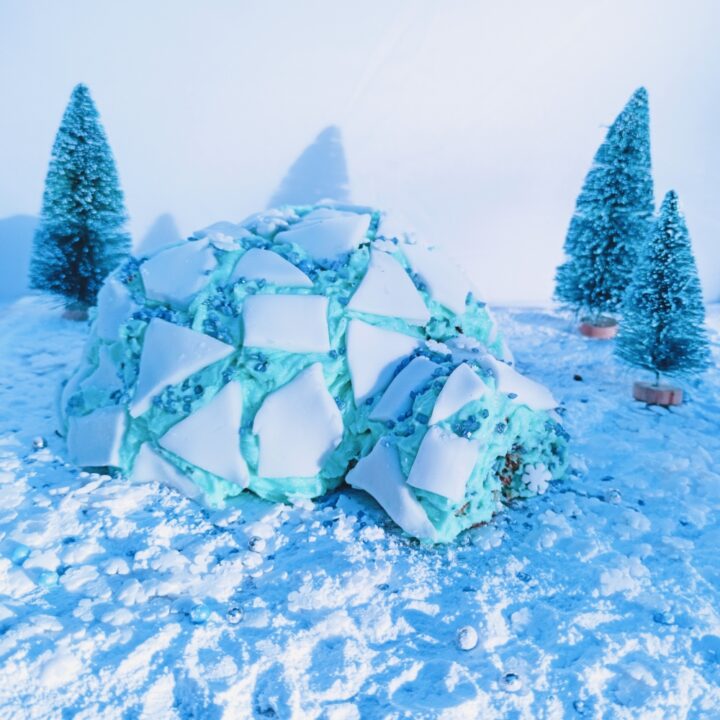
[134,213,182,257]
[0,215,38,302]
[268,125,350,208]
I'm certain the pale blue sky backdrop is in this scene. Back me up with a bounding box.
[1,0,718,303]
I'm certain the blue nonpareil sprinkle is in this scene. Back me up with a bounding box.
[190,604,210,624]
[11,545,29,565]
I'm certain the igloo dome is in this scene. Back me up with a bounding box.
[59,203,568,543]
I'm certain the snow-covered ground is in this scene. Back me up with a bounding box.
[0,296,719,719]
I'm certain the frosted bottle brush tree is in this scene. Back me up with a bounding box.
[30,84,130,318]
[555,87,654,338]
[616,191,711,406]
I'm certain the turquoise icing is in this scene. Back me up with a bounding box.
[61,204,568,542]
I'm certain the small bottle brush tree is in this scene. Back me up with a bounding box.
[555,87,655,336]
[616,190,711,405]
[30,84,130,318]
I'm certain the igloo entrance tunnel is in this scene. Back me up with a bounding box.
[60,203,569,543]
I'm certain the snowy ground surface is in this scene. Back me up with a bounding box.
[0,296,719,719]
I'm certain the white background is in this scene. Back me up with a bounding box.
[1,0,718,304]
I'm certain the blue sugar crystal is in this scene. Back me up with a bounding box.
[39,571,59,587]
[12,545,30,565]
[190,604,210,624]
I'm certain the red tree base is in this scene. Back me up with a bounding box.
[62,308,89,321]
[633,381,683,406]
[579,317,618,339]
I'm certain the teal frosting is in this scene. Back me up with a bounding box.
[61,204,568,542]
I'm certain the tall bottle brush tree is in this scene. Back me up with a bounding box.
[555,87,655,324]
[616,190,711,394]
[30,84,130,315]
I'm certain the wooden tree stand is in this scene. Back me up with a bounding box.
[633,381,683,406]
[579,316,618,339]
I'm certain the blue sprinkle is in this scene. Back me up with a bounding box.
[653,611,675,626]
[415,413,429,424]
[190,604,210,624]
[11,545,30,565]
[39,571,59,587]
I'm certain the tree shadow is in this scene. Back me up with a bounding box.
[267,125,350,208]
[0,215,38,302]
[134,213,181,257]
